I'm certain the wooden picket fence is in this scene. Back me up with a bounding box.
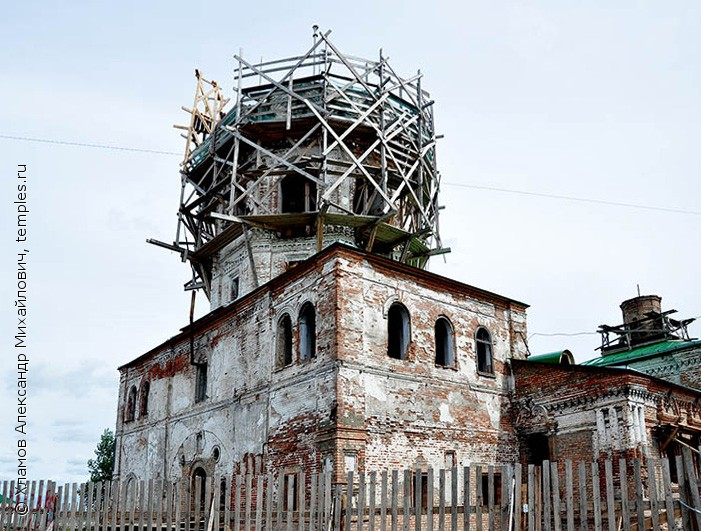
[3,450,701,531]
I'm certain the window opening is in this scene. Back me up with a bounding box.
[299,303,316,361]
[388,303,410,360]
[276,314,293,368]
[281,175,316,213]
[476,328,494,375]
[195,363,208,403]
[139,381,150,418]
[435,318,455,367]
[125,385,137,422]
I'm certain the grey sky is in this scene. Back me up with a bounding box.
[1,1,699,481]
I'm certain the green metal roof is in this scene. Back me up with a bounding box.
[582,340,701,367]
[528,350,574,364]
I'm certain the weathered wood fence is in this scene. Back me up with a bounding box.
[3,451,701,531]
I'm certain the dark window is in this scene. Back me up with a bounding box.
[435,318,455,367]
[299,303,316,361]
[230,276,239,300]
[387,303,410,360]
[476,328,494,375]
[525,433,550,465]
[125,385,137,422]
[191,467,208,511]
[283,473,299,511]
[411,471,429,511]
[281,175,316,213]
[139,381,150,417]
[480,471,502,507]
[195,363,208,403]
[276,314,293,368]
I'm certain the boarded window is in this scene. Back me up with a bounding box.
[195,363,208,402]
[125,385,137,422]
[299,303,316,361]
[139,381,150,417]
[435,317,455,367]
[281,175,316,213]
[276,314,293,368]
[476,328,494,375]
[387,303,411,360]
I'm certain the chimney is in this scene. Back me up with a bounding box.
[620,295,662,346]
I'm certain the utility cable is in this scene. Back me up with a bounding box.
[2,132,700,216]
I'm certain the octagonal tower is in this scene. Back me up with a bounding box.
[151,29,447,309]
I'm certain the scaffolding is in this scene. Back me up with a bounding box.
[151,28,447,299]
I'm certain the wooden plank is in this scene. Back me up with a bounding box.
[577,462,587,531]
[255,475,264,531]
[590,462,602,531]
[138,480,146,531]
[324,472,333,531]
[426,469,433,531]
[277,474,284,531]
[318,473,325,531]
[439,469,446,531]
[527,465,535,531]
[564,462,573,531]
[414,471,421,531]
[369,471,377,531]
[403,470,411,531]
[165,481,173,531]
[236,474,244,531]
[391,470,399,531]
[266,473,274,531]
[194,477,202,531]
[660,459,675,530]
[359,471,367,531]
[286,473,293,531]
[71,482,79,531]
[463,466,471,531]
[500,465,510,531]
[486,466,494,531]
[452,467,459,531]
[223,477,231,531]
[633,460,644,531]
[543,462,552,531]
[346,472,354,531]
[618,459,630,531]
[646,459,660,531]
[475,465,482,531]
[549,463,561,531]
[381,471,389,531]
[298,472,306,531]
[515,464,523,531]
[683,447,701,531]
[37,480,47,531]
[147,478,154,531]
[604,460,615,531]
[246,475,254,531]
[212,478,220,531]
[334,483,343,531]
[309,472,317,531]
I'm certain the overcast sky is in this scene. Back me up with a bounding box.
[1,1,699,482]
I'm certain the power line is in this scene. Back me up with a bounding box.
[0,134,180,156]
[529,331,599,339]
[2,132,699,217]
[442,181,701,216]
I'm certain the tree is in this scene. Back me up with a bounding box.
[88,428,115,483]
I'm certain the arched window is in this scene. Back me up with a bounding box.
[280,175,317,213]
[125,385,137,422]
[276,314,293,368]
[387,303,410,360]
[191,467,208,511]
[299,303,316,361]
[435,318,455,367]
[139,381,150,417]
[195,363,208,403]
[476,328,494,375]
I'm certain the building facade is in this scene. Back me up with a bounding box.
[115,244,528,484]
